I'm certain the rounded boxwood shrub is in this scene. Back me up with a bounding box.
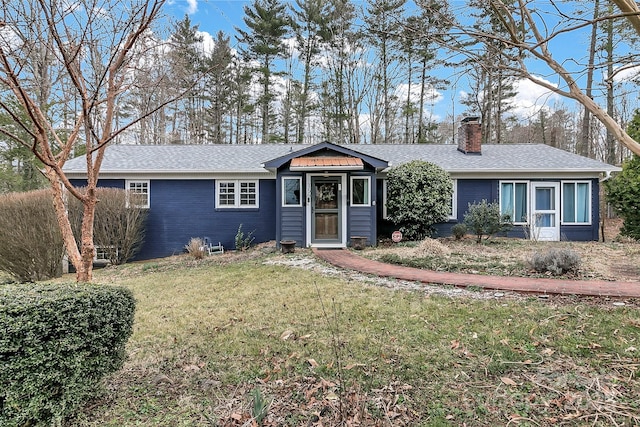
[0,283,135,426]
[386,160,453,240]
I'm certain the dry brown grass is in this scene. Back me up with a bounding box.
[370,232,640,282]
[70,233,640,426]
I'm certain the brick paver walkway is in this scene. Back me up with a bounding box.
[312,248,640,298]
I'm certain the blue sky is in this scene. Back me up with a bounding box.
[163,0,636,125]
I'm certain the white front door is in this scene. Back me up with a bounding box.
[530,182,560,241]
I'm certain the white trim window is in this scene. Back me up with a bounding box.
[382,179,388,219]
[500,181,528,224]
[282,177,302,207]
[350,176,371,206]
[562,181,591,224]
[126,180,150,208]
[216,180,259,208]
[449,179,458,220]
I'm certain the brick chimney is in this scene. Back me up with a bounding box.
[457,116,482,154]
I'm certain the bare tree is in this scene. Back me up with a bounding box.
[0,0,169,281]
[432,0,640,156]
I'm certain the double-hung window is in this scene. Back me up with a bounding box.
[350,176,370,206]
[449,179,458,220]
[500,181,528,224]
[216,180,258,208]
[562,181,591,224]
[126,180,150,208]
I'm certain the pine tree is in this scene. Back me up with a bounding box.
[236,0,291,144]
[291,0,335,143]
[168,15,206,143]
[202,31,234,143]
[365,0,406,143]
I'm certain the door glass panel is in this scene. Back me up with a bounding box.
[535,187,555,210]
[315,182,338,209]
[536,213,555,227]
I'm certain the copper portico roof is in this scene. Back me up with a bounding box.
[290,156,364,170]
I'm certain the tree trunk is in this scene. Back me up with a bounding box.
[418,57,427,143]
[580,0,599,157]
[404,47,413,144]
[78,189,97,282]
[45,167,95,282]
[605,8,617,164]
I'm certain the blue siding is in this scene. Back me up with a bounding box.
[136,179,276,260]
[280,208,305,244]
[436,178,513,238]
[347,171,377,246]
[349,206,375,245]
[276,173,306,246]
[385,178,600,242]
[455,179,498,219]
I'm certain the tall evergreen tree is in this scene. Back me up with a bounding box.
[457,0,520,144]
[403,1,452,144]
[203,31,234,143]
[236,0,291,144]
[291,0,335,143]
[365,0,406,144]
[168,15,206,143]
[319,0,373,144]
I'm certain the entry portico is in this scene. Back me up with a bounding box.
[264,141,388,249]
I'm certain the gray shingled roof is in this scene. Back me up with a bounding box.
[355,144,619,173]
[63,143,619,176]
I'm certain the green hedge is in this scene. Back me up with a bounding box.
[0,283,136,426]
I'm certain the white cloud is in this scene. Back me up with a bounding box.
[509,76,561,120]
[196,30,214,55]
[609,64,640,83]
[395,83,443,106]
[186,0,197,15]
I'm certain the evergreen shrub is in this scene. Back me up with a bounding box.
[386,160,453,240]
[451,223,467,240]
[605,155,640,240]
[0,283,135,426]
[463,200,513,243]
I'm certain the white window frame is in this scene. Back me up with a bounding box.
[282,177,302,207]
[126,180,150,208]
[449,179,458,220]
[216,180,259,208]
[561,180,592,225]
[382,179,388,219]
[350,176,371,207]
[94,246,119,261]
[500,180,529,224]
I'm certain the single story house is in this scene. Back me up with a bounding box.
[63,118,620,260]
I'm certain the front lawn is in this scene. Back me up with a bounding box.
[72,249,639,426]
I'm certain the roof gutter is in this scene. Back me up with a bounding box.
[600,170,614,182]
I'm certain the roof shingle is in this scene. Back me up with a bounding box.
[62,143,619,176]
